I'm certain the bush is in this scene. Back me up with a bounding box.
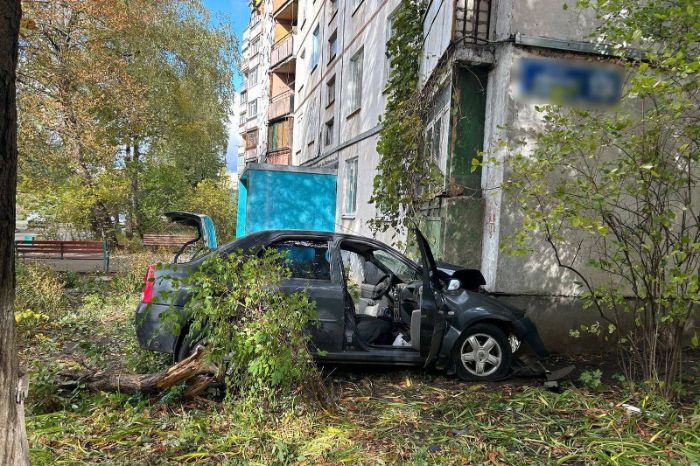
[166,249,321,403]
[15,262,67,334]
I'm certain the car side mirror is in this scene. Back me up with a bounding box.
[447,278,461,291]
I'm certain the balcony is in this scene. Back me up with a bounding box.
[273,0,296,21]
[454,0,491,44]
[270,35,294,71]
[268,92,294,120]
[266,148,291,165]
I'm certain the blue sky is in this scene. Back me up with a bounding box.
[201,0,250,173]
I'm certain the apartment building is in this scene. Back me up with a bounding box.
[289,0,625,351]
[238,6,274,166]
[292,0,400,245]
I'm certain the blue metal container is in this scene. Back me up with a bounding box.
[236,164,337,237]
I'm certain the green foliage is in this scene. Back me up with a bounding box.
[14,262,67,335]
[370,0,442,238]
[25,379,700,464]
[17,0,237,242]
[484,0,699,398]
[169,249,320,402]
[579,369,604,390]
[186,175,238,243]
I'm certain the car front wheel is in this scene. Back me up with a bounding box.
[453,323,512,381]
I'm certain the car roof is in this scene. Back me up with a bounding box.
[220,229,398,253]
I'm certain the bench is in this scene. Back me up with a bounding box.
[142,234,195,249]
[15,240,109,272]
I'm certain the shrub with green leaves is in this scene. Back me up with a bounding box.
[15,262,67,333]
[172,249,320,402]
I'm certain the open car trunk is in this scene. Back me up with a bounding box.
[163,211,218,263]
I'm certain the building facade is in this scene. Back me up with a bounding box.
[238,5,275,166]
[238,0,634,351]
[293,0,400,246]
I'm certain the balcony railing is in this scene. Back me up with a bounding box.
[266,148,290,165]
[268,92,294,120]
[270,35,294,69]
[454,0,491,44]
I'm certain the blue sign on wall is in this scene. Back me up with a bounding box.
[518,57,622,106]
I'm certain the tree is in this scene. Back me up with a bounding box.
[0,0,30,463]
[497,0,699,398]
[16,0,237,242]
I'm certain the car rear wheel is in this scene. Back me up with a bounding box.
[453,323,512,381]
[174,325,202,363]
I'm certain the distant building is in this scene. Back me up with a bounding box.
[238,6,275,167]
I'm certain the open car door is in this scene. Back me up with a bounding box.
[414,227,446,368]
[164,212,218,262]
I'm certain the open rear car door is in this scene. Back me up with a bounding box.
[414,227,446,368]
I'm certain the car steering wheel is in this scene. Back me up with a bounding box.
[373,273,393,300]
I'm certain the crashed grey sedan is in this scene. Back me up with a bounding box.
[135,225,551,381]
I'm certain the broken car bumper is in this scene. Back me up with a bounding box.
[513,317,550,359]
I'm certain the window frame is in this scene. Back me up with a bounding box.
[248,98,257,118]
[324,118,334,147]
[267,238,333,282]
[326,75,336,107]
[328,30,338,64]
[344,157,358,216]
[310,25,320,70]
[347,49,364,116]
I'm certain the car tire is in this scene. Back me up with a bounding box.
[453,323,512,381]
[174,325,201,363]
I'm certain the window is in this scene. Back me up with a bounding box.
[245,129,258,149]
[240,91,247,104]
[372,250,420,283]
[348,49,363,114]
[310,25,320,70]
[352,0,364,13]
[328,30,337,63]
[426,116,442,161]
[249,66,258,86]
[248,98,257,117]
[329,0,338,17]
[324,118,334,146]
[326,75,335,106]
[271,240,331,281]
[344,158,358,215]
[250,35,260,55]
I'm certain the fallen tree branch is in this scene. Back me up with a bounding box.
[58,346,218,395]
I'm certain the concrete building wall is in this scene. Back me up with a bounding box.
[293,0,399,244]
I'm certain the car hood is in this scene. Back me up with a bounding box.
[443,289,526,321]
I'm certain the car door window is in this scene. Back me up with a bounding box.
[271,239,331,281]
[372,250,420,283]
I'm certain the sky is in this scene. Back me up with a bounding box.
[200,0,250,173]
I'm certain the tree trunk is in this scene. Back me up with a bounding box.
[0,1,30,464]
[58,346,217,395]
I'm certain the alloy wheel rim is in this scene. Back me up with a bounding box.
[460,333,502,377]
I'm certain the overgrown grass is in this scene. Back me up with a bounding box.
[26,376,700,465]
[17,256,700,465]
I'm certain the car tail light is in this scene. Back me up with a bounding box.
[141,264,156,303]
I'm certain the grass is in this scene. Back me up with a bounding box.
[16,258,700,465]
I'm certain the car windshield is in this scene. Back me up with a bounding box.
[372,249,421,283]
